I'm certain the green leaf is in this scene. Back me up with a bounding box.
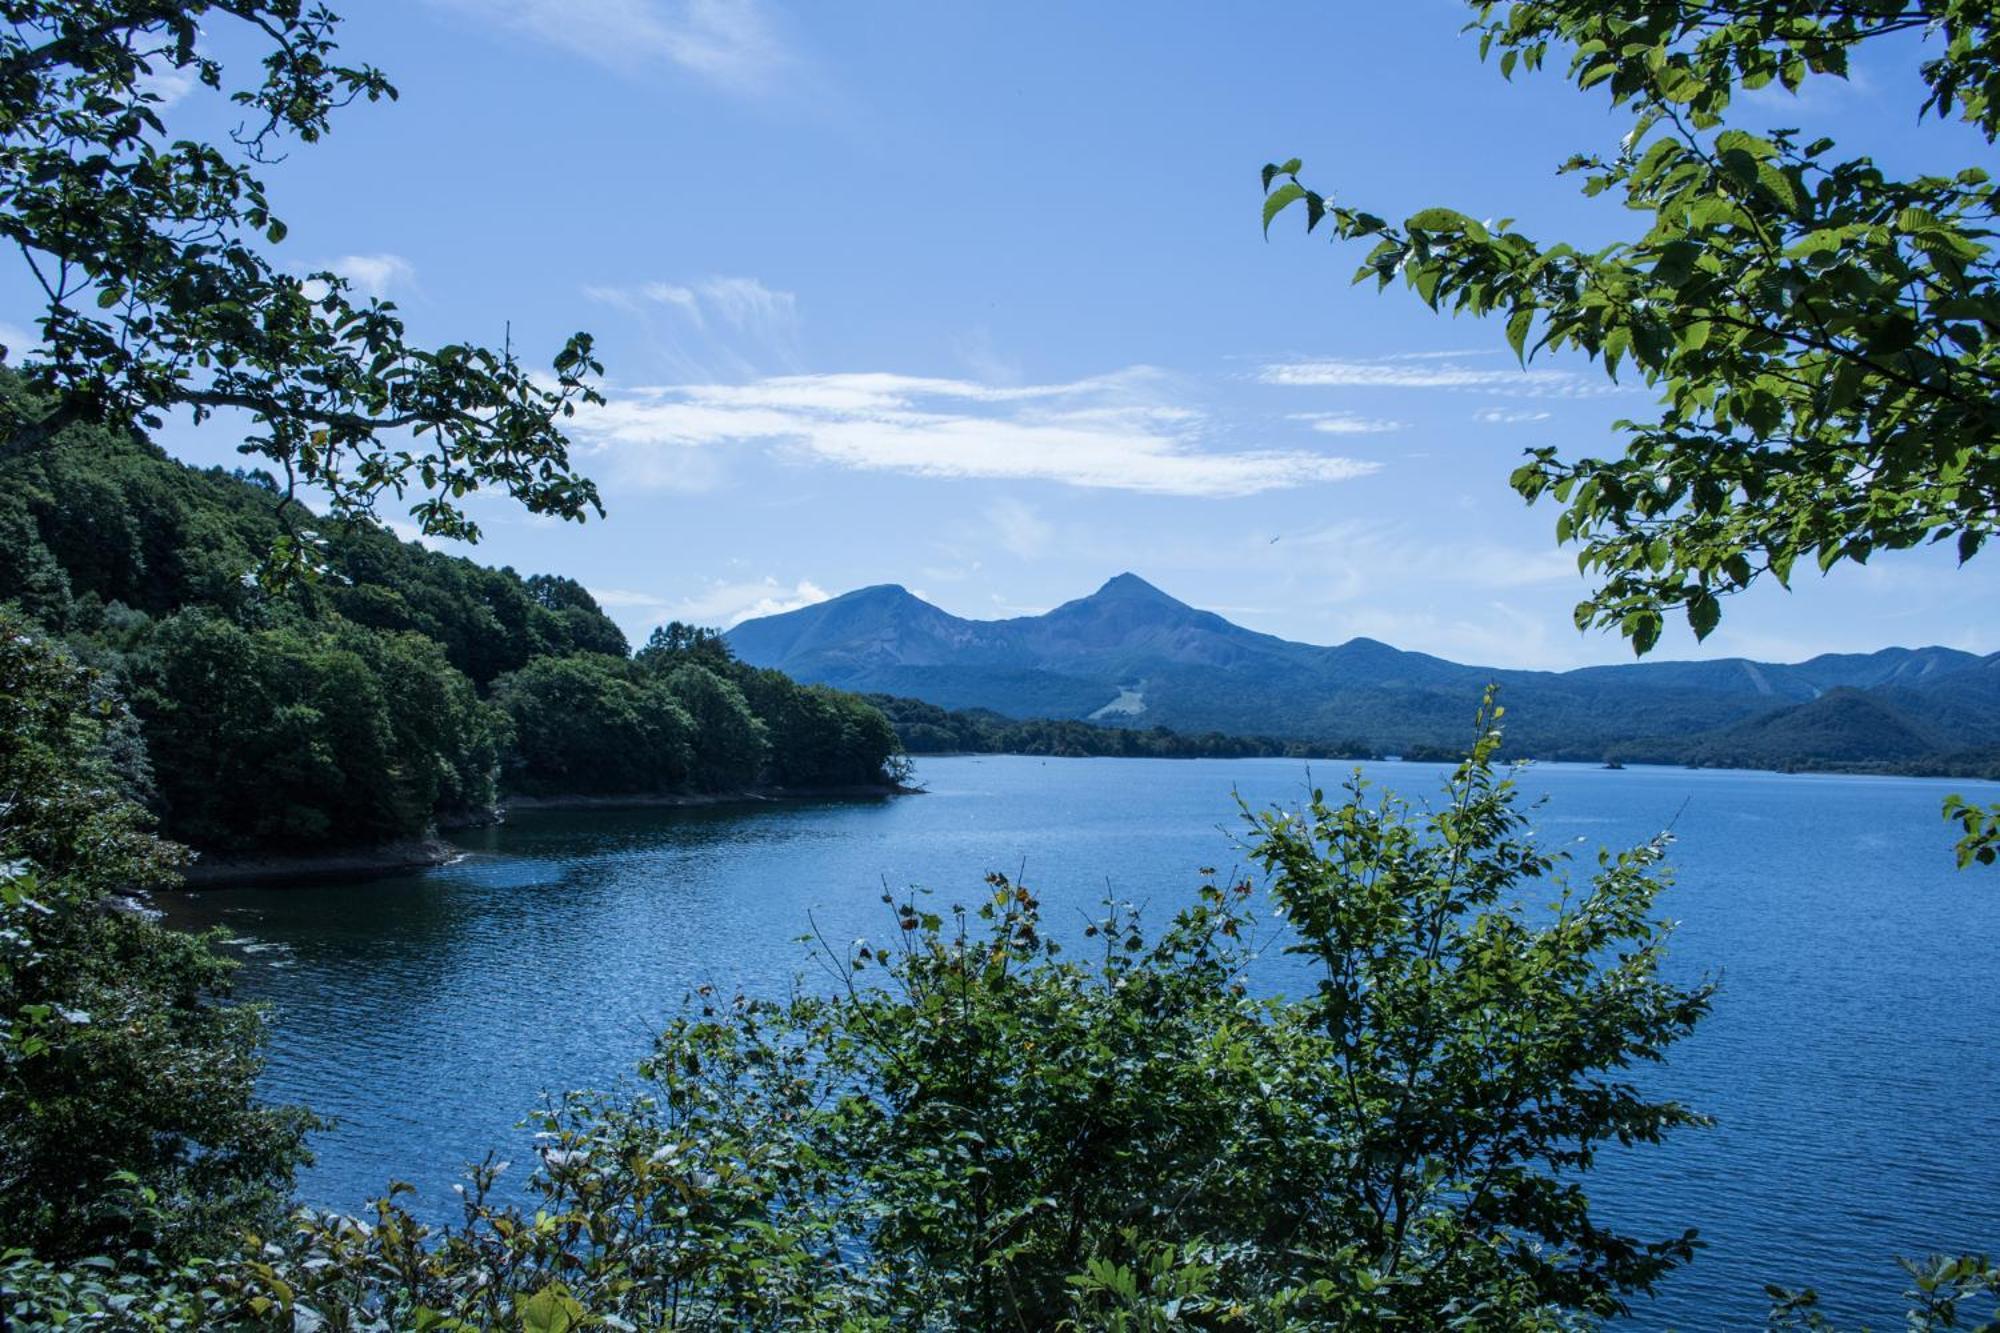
[518,1283,586,1333]
[1505,306,1535,359]
[1406,207,1468,233]
[1262,182,1305,236]
[1687,592,1720,640]
[1260,157,1302,193]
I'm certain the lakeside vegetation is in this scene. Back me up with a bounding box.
[0,390,905,856]
[0,1,1994,1330]
[870,694,1365,761]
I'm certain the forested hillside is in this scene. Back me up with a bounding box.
[870,694,1359,760]
[0,383,903,855]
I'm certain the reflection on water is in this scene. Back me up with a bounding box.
[161,757,2000,1330]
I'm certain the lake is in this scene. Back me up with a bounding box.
[161,754,2000,1330]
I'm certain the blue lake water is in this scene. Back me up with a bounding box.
[162,755,2000,1329]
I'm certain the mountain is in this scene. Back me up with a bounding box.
[727,574,2000,770]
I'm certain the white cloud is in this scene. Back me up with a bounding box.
[1473,407,1554,425]
[1290,520,1579,592]
[1289,411,1408,435]
[382,518,451,551]
[986,498,1053,559]
[570,369,1382,498]
[693,276,796,339]
[587,275,791,334]
[332,254,418,299]
[594,576,829,629]
[0,320,42,360]
[641,282,704,323]
[1260,357,1623,398]
[585,275,799,375]
[435,0,790,92]
[135,57,198,108]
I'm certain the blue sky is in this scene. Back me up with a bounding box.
[17,0,1996,668]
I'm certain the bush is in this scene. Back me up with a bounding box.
[49,705,1704,1329]
[0,611,313,1265]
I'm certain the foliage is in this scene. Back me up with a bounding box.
[1264,1,1999,656]
[869,693,1351,760]
[1767,1253,2000,1331]
[664,663,769,791]
[1263,2,2000,865]
[1943,794,2000,868]
[739,668,906,788]
[0,610,313,1265]
[0,399,903,849]
[636,620,737,674]
[0,0,604,546]
[127,610,501,852]
[496,650,904,799]
[1234,702,1712,1321]
[494,654,697,798]
[42,709,1700,1330]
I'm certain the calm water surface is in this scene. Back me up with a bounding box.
[163,756,2000,1330]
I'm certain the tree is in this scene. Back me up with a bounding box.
[0,2,604,547]
[29,707,1703,1328]
[0,609,314,1264]
[127,610,500,850]
[491,654,696,797]
[0,707,1707,1328]
[1266,1,1998,654]
[1261,1,2000,862]
[636,620,737,673]
[663,663,769,792]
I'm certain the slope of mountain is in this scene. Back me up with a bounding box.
[727,575,2000,769]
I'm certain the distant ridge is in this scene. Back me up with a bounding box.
[727,575,2000,772]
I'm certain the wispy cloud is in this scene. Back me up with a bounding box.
[1288,520,1580,593]
[435,0,791,93]
[986,498,1053,559]
[570,369,1382,498]
[382,517,454,551]
[1289,411,1409,435]
[1260,356,1623,398]
[591,576,830,629]
[135,55,198,108]
[587,275,795,334]
[1473,407,1553,425]
[332,253,419,299]
[0,320,42,360]
[585,274,800,377]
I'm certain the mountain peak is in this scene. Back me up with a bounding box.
[842,582,916,602]
[1093,572,1177,602]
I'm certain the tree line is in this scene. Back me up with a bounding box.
[0,376,905,855]
[870,694,1370,761]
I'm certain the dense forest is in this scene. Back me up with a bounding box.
[0,380,904,856]
[870,693,1366,760]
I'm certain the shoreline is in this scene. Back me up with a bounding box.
[178,783,915,888]
[495,781,910,813]
[179,837,466,888]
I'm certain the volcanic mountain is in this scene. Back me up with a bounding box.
[726,574,2000,765]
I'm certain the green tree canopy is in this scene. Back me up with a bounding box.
[0,610,313,1263]
[1263,0,2000,867]
[0,1,603,545]
[493,654,697,798]
[1264,0,2000,656]
[6,714,1714,1328]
